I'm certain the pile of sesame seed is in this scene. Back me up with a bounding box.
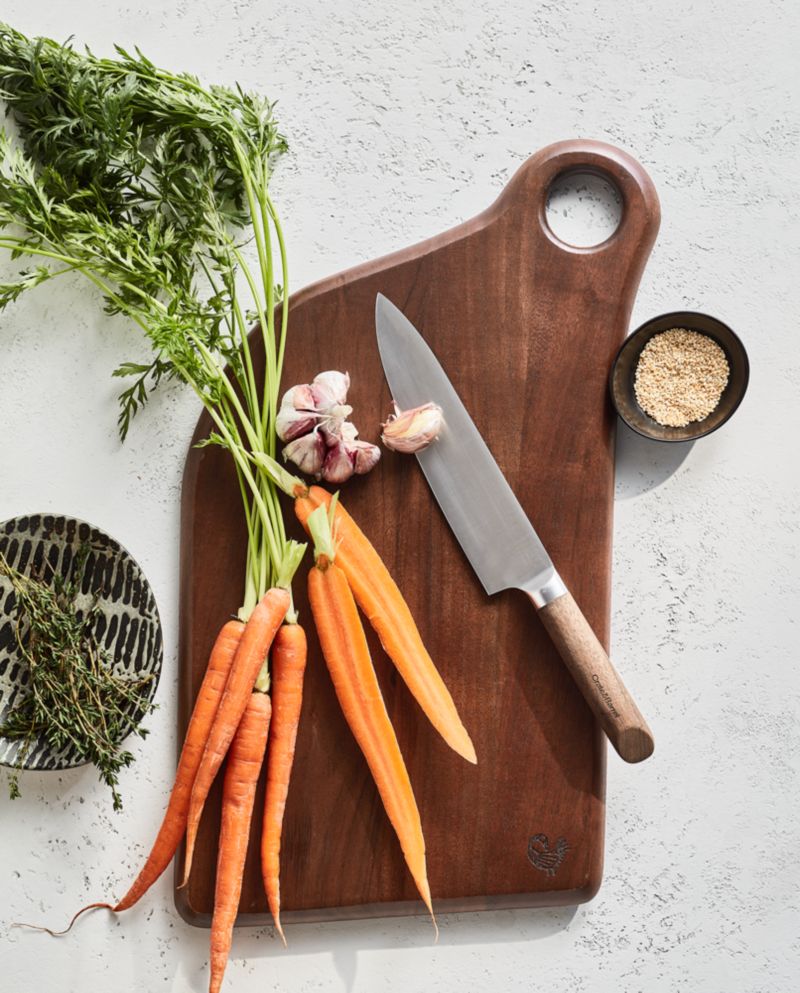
[634,328,730,428]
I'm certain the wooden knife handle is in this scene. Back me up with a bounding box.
[535,591,654,763]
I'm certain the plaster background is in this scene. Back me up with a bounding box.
[1,1,798,991]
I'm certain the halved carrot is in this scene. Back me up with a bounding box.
[209,691,271,993]
[306,507,434,924]
[182,587,289,885]
[260,621,307,943]
[296,485,475,765]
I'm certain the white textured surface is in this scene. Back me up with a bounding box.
[1,1,799,991]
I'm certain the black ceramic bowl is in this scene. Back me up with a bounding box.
[609,311,749,442]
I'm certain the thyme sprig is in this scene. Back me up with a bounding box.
[0,548,155,810]
[0,26,301,615]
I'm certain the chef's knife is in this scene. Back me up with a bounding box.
[375,294,654,763]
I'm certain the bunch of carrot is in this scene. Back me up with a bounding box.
[60,588,304,991]
[48,465,475,991]
[263,462,477,923]
[0,29,478,992]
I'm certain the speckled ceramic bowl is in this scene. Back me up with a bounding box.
[0,514,163,772]
[609,311,749,442]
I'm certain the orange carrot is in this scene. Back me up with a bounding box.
[39,619,245,931]
[296,484,475,765]
[182,588,289,885]
[260,622,307,943]
[209,691,271,993]
[114,618,245,910]
[306,509,434,924]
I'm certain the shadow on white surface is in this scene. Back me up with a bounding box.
[614,421,694,499]
[212,904,580,993]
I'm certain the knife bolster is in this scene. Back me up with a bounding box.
[526,571,568,608]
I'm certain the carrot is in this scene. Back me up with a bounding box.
[296,484,476,765]
[115,618,245,910]
[209,690,271,993]
[31,619,246,933]
[306,506,435,926]
[260,622,307,943]
[182,587,290,886]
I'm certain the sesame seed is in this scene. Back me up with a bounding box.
[634,328,730,428]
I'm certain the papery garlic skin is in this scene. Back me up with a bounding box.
[337,421,359,443]
[319,406,354,446]
[352,440,381,475]
[321,442,356,484]
[283,431,326,476]
[276,383,319,441]
[281,383,317,411]
[311,370,350,412]
[381,402,444,454]
[276,406,318,442]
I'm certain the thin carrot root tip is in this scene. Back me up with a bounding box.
[12,902,115,937]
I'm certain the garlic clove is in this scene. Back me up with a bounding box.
[352,440,381,475]
[282,430,326,477]
[320,412,355,447]
[321,441,356,484]
[281,382,317,412]
[311,370,350,413]
[339,421,359,443]
[381,402,444,454]
[276,382,321,441]
[276,405,319,442]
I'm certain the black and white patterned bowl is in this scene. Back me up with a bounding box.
[0,514,163,772]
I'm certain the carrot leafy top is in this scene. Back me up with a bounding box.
[0,24,304,614]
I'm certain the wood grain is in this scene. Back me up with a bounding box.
[175,139,660,925]
[536,591,654,763]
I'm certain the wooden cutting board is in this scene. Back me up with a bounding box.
[176,139,660,925]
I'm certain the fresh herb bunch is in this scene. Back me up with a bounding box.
[0,547,155,810]
[0,26,304,614]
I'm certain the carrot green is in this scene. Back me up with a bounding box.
[0,25,303,615]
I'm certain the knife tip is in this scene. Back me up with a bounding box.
[375,293,394,334]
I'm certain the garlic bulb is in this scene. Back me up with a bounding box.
[381,402,444,454]
[278,369,380,483]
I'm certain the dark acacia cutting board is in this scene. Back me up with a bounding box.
[176,140,659,925]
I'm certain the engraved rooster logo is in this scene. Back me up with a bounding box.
[527,834,569,877]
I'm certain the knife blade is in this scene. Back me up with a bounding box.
[375,293,654,763]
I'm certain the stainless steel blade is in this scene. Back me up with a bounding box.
[375,294,560,599]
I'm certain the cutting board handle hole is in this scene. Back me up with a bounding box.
[544,170,623,249]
